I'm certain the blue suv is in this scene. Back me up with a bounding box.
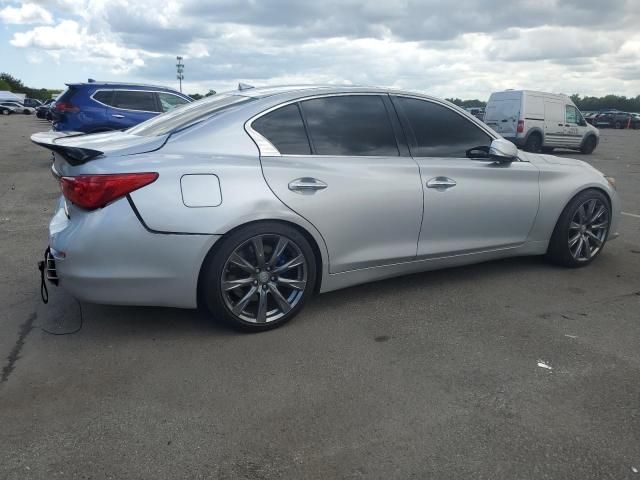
[52,80,192,133]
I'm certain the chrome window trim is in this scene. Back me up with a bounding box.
[90,89,188,114]
[245,92,399,158]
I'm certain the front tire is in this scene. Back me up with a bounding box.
[201,222,316,331]
[580,136,596,154]
[547,189,611,267]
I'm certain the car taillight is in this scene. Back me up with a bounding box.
[60,173,158,210]
[55,102,80,113]
[517,120,525,133]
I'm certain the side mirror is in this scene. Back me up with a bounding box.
[578,119,587,126]
[489,138,518,162]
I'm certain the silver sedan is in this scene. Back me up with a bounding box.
[32,85,620,331]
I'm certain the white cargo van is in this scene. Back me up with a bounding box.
[484,90,599,154]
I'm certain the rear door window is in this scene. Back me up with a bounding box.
[300,95,399,156]
[394,96,491,157]
[93,90,114,106]
[111,91,158,112]
[252,104,311,155]
[157,92,190,112]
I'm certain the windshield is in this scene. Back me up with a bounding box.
[127,93,255,137]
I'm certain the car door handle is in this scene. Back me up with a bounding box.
[558,123,564,127]
[426,177,457,189]
[112,114,125,118]
[288,178,328,193]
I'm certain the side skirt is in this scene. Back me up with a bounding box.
[319,241,549,293]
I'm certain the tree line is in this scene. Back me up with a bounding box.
[447,94,640,112]
[2,72,638,112]
[0,73,62,101]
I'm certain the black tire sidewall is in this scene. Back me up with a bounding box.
[201,222,317,331]
[581,136,596,154]
[547,189,611,267]
[525,134,542,153]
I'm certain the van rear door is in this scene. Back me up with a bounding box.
[484,96,520,138]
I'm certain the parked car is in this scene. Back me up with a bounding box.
[0,105,14,115]
[484,90,599,154]
[594,111,638,129]
[583,112,599,125]
[465,107,485,121]
[36,99,55,119]
[32,85,620,331]
[23,98,43,108]
[0,101,35,115]
[51,80,192,133]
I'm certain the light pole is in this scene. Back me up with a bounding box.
[176,56,184,93]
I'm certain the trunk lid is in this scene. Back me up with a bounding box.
[31,130,168,167]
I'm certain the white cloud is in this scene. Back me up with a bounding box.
[0,3,53,25]
[3,0,640,97]
[10,20,84,49]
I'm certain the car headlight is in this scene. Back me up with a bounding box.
[604,176,616,190]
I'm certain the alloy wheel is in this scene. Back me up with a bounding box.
[568,198,609,261]
[220,234,307,323]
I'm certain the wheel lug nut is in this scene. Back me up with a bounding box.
[256,268,260,273]
[262,285,268,290]
[271,276,276,281]
[253,280,258,285]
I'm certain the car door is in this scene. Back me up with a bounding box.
[391,95,540,258]
[254,94,424,273]
[564,105,585,148]
[107,90,159,129]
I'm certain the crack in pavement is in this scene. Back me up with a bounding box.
[1,312,37,383]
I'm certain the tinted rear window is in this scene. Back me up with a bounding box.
[112,91,157,112]
[57,87,79,103]
[252,104,311,155]
[300,95,399,156]
[395,97,491,157]
[127,94,254,137]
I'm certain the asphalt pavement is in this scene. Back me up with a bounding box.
[1,115,639,479]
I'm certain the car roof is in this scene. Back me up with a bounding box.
[228,84,451,105]
[66,81,185,94]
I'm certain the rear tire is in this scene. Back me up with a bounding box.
[580,136,596,154]
[200,222,316,332]
[547,189,610,268]
[524,133,542,153]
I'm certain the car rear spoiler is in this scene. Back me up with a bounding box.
[30,132,103,166]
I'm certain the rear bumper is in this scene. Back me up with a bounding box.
[48,196,220,308]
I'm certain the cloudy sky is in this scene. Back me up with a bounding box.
[1,0,639,99]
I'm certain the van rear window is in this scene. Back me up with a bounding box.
[484,99,520,121]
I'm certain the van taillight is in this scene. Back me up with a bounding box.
[60,173,158,210]
[517,120,525,133]
[55,102,80,113]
